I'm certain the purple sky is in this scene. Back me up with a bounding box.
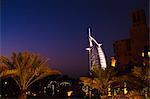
[1,0,148,77]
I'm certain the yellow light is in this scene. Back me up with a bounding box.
[114,89,117,96]
[67,91,73,97]
[108,92,111,96]
[124,88,128,94]
[142,52,144,57]
[111,57,116,67]
[148,52,150,57]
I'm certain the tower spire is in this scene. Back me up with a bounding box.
[88,27,91,37]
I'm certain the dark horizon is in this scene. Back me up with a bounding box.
[1,0,149,77]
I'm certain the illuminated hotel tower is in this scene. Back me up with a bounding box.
[86,28,107,72]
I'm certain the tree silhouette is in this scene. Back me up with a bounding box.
[0,51,61,99]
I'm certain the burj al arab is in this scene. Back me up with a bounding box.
[86,28,107,72]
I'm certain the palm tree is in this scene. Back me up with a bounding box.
[117,65,150,98]
[80,66,116,98]
[128,65,150,98]
[0,51,61,99]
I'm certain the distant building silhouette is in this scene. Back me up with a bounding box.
[113,9,149,66]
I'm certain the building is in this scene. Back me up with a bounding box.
[86,28,107,71]
[113,39,131,66]
[113,9,149,66]
[130,9,149,63]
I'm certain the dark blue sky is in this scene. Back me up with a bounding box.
[1,0,148,77]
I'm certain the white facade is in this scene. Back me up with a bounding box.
[86,28,107,70]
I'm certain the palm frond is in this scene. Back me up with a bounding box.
[0,51,61,91]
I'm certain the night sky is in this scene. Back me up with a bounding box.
[1,0,148,77]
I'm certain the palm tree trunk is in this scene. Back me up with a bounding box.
[18,89,27,99]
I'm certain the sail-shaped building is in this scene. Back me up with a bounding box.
[86,28,107,72]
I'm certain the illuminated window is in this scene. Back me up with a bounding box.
[111,57,116,67]
[148,52,150,57]
[142,52,144,57]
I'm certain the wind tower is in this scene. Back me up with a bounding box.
[86,27,107,73]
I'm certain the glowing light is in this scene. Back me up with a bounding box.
[32,93,36,96]
[124,88,128,94]
[67,91,73,97]
[4,81,7,85]
[124,82,128,94]
[85,48,91,51]
[114,89,117,96]
[108,92,111,96]
[111,57,116,67]
[108,85,111,96]
[148,52,150,57]
[142,52,144,57]
[27,91,31,95]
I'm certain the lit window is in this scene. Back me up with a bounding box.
[142,52,144,57]
[148,52,150,57]
[111,57,116,67]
